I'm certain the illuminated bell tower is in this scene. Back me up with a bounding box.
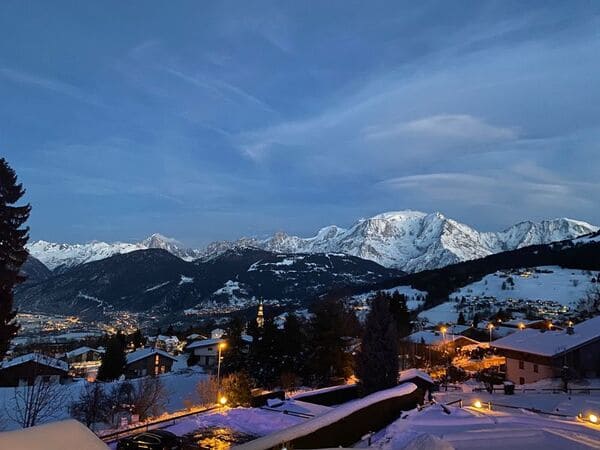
[256,297,265,328]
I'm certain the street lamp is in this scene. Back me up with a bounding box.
[487,323,494,345]
[518,322,525,330]
[440,326,447,346]
[216,341,226,403]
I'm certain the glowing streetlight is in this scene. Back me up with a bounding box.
[518,323,525,330]
[440,326,447,345]
[219,396,228,406]
[487,323,494,344]
[590,414,598,424]
[473,400,482,409]
[216,341,227,403]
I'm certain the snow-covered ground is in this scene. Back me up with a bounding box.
[450,266,597,307]
[370,388,600,450]
[0,361,206,431]
[418,301,460,325]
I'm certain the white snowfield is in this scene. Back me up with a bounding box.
[375,402,600,450]
[232,383,418,450]
[27,212,597,272]
[450,266,597,307]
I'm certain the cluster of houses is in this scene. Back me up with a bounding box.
[403,314,600,386]
[0,327,255,387]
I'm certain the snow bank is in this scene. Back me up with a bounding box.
[232,383,417,450]
[0,419,108,450]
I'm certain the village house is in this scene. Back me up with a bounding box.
[406,330,480,351]
[124,348,178,379]
[64,346,104,379]
[147,335,181,353]
[185,334,253,369]
[493,315,600,385]
[0,353,70,387]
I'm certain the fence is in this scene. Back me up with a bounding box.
[98,406,218,443]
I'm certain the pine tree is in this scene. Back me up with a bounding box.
[389,292,411,338]
[457,311,466,326]
[306,296,354,386]
[130,329,145,349]
[222,317,248,374]
[356,293,399,395]
[97,332,127,381]
[281,313,305,372]
[248,318,283,388]
[0,158,30,360]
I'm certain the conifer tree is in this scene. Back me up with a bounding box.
[97,332,127,381]
[306,296,354,386]
[0,158,30,360]
[389,292,412,338]
[457,311,466,326]
[356,293,399,395]
[222,316,248,374]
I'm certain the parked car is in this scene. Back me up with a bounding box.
[116,430,183,450]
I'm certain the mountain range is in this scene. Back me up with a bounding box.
[27,211,598,273]
[16,248,399,318]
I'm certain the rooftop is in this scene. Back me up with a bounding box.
[0,353,69,372]
[493,315,600,357]
[125,348,177,365]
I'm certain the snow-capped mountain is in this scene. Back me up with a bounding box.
[27,212,598,273]
[201,211,598,272]
[26,233,201,271]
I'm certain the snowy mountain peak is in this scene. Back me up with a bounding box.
[27,213,598,273]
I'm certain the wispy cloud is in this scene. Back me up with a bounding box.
[0,68,100,106]
[364,114,518,141]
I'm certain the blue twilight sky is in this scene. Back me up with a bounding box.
[1,1,600,247]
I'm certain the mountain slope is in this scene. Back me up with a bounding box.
[15,248,401,317]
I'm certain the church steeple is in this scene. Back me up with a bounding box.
[256,297,265,328]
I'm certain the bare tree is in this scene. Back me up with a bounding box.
[195,376,218,407]
[109,377,168,421]
[130,377,167,420]
[7,379,66,428]
[577,284,600,315]
[70,382,111,430]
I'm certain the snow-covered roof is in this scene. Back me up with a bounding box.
[185,337,225,350]
[156,335,180,343]
[493,315,600,357]
[186,333,205,340]
[125,348,177,365]
[65,346,104,359]
[406,330,479,346]
[503,319,545,328]
[233,383,417,450]
[398,368,434,385]
[0,353,68,372]
[186,335,252,350]
[0,419,109,450]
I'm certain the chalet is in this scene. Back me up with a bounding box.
[148,335,181,352]
[186,338,226,368]
[64,346,105,379]
[186,335,253,369]
[406,330,480,351]
[0,353,69,387]
[493,315,600,385]
[124,348,178,379]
